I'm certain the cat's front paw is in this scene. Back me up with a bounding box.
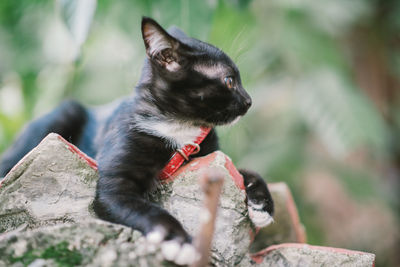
[160,239,198,265]
[146,226,199,265]
[239,169,275,228]
[247,200,274,228]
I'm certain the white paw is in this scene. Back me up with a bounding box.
[161,240,180,261]
[146,226,166,245]
[175,243,199,265]
[248,202,274,228]
[145,226,200,265]
[161,240,200,265]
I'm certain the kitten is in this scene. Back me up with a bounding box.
[0,17,274,265]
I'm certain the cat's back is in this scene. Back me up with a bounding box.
[79,97,135,158]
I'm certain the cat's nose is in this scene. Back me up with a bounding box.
[245,97,252,108]
[239,97,252,115]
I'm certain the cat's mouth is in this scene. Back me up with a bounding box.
[183,105,248,127]
[229,116,242,126]
[203,114,243,127]
[189,116,241,128]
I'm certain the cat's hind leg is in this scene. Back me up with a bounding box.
[0,100,88,177]
[239,169,274,228]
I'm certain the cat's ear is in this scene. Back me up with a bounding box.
[167,26,188,40]
[141,17,181,71]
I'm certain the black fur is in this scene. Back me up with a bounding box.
[0,17,273,249]
[240,169,274,216]
[0,100,88,176]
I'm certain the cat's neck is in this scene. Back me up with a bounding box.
[130,88,201,148]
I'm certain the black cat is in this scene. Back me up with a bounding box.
[0,17,274,265]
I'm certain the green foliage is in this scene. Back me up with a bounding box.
[10,241,83,267]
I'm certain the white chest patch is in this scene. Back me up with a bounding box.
[137,120,202,149]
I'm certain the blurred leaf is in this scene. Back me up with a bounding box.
[209,1,255,55]
[58,0,97,48]
[331,164,382,202]
[224,0,254,9]
[145,0,217,40]
[296,70,387,157]
[0,113,26,153]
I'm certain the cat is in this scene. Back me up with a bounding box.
[0,17,274,265]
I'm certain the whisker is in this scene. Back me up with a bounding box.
[232,26,250,63]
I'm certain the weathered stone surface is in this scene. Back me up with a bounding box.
[251,243,376,267]
[0,219,167,267]
[154,151,251,265]
[0,133,375,266]
[0,133,98,233]
[0,134,252,266]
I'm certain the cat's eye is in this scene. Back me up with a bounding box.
[224,76,234,89]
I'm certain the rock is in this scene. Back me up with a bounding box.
[0,133,376,266]
[251,243,376,267]
[0,134,252,265]
[153,151,251,265]
[0,219,166,267]
[0,133,98,233]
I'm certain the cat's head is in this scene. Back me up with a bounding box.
[139,17,252,126]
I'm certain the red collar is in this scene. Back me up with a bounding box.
[159,127,211,180]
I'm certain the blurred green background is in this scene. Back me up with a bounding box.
[0,0,399,265]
